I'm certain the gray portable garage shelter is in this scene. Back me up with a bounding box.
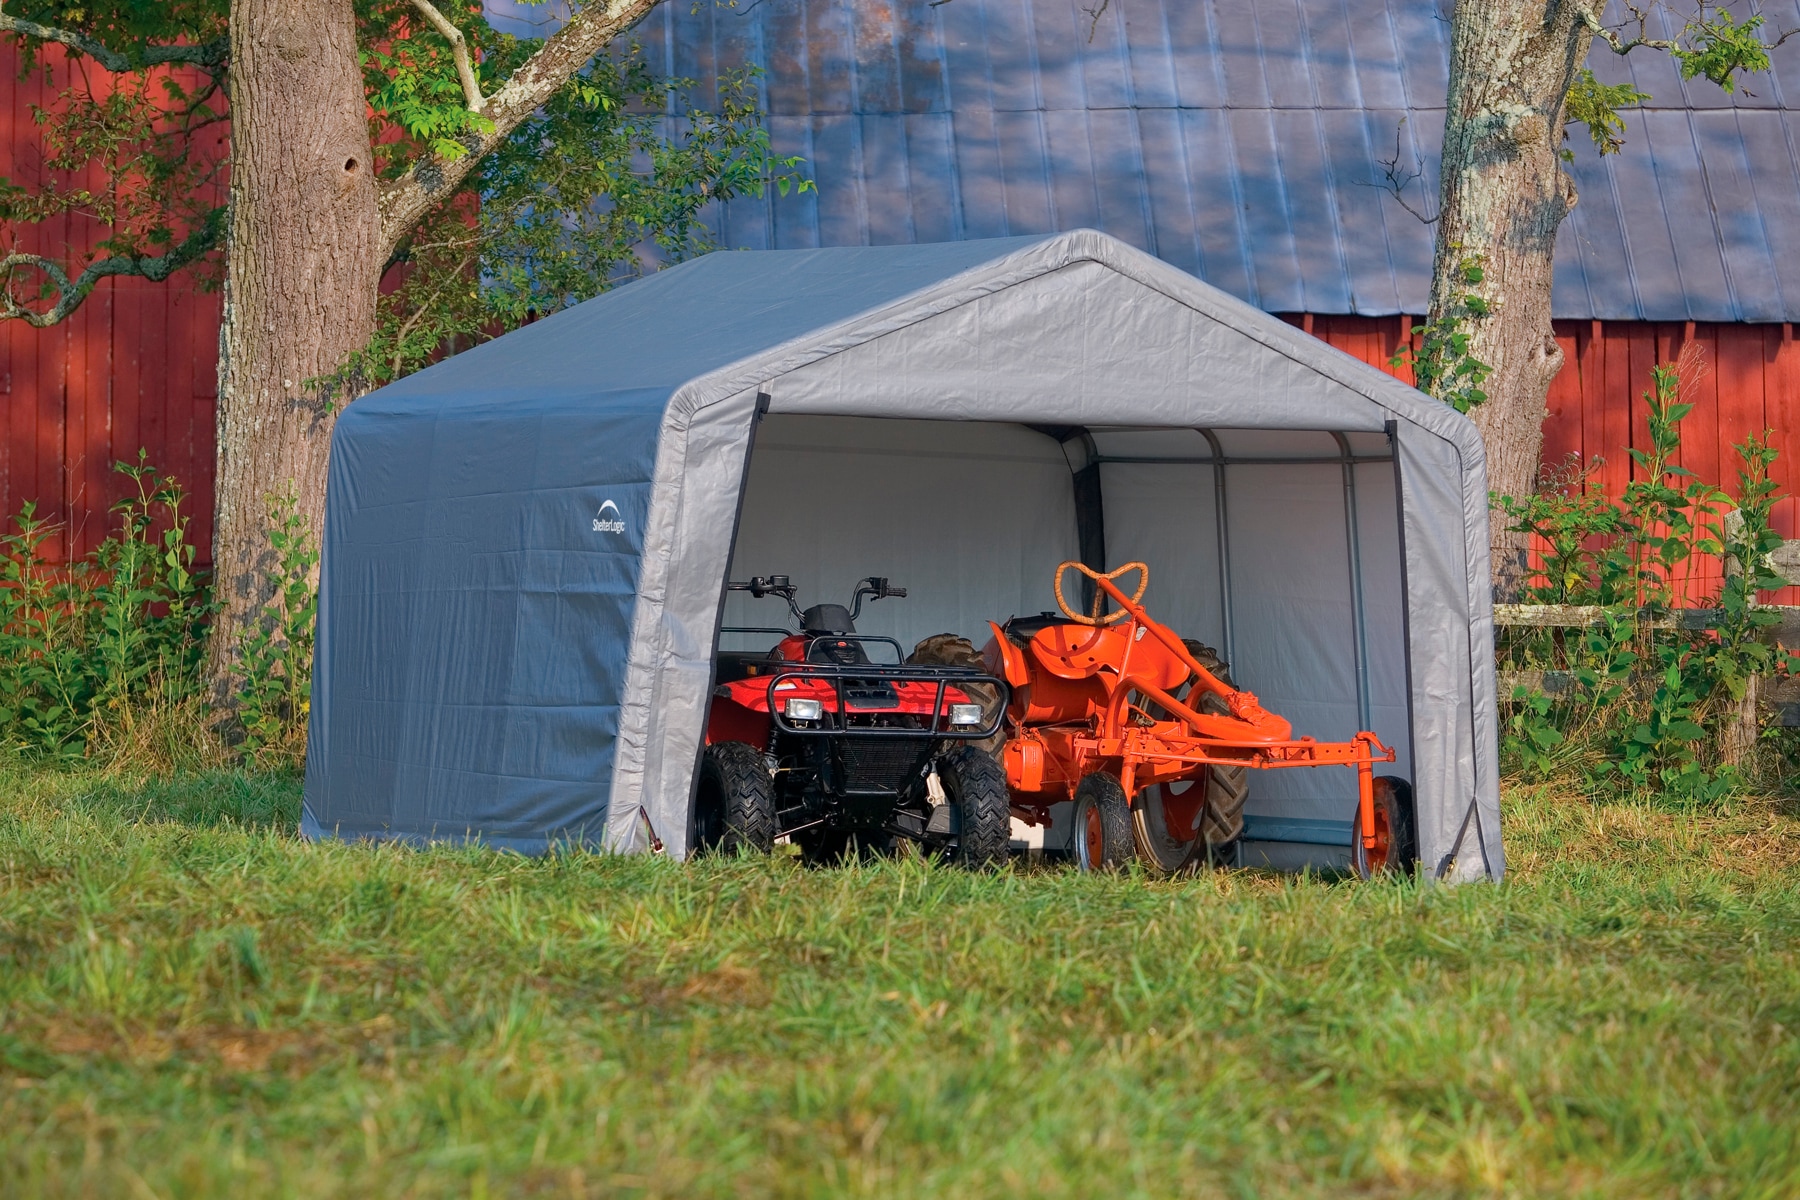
[302,229,1503,880]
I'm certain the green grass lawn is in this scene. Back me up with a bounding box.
[2,768,1797,1198]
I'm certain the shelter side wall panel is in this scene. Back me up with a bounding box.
[1222,462,1392,820]
[304,398,665,850]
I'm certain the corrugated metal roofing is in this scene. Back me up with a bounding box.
[486,0,1800,322]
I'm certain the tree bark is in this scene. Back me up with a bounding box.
[209,0,381,698]
[1434,0,1601,597]
[206,0,663,705]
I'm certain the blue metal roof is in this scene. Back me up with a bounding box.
[487,0,1800,322]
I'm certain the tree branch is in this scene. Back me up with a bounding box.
[1360,118,1438,225]
[376,0,662,259]
[0,9,228,72]
[1586,2,1674,55]
[0,207,224,327]
[408,0,483,112]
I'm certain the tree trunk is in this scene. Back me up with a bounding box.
[1434,0,1600,598]
[209,0,381,699]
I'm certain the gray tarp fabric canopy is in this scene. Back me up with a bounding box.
[302,229,1503,881]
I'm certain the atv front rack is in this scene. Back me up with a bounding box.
[765,664,1008,740]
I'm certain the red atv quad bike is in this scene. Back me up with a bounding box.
[984,562,1413,877]
[696,575,1013,866]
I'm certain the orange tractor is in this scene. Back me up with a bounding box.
[983,562,1411,876]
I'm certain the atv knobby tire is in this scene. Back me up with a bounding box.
[936,744,1011,868]
[907,634,1003,754]
[1072,772,1134,872]
[692,742,776,855]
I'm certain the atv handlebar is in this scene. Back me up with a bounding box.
[728,575,797,600]
[728,575,806,623]
[728,574,909,624]
[849,576,906,619]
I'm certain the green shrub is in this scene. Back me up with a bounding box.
[1495,349,1797,801]
[0,458,316,769]
[0,456,212,761]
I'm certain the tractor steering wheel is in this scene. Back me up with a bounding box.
[1054,561,1149,626]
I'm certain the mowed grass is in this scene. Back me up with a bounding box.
[1,769,1798,1199]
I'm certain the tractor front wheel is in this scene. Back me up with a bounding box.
[1351,776,1418,879]
[692,742,776,856]
[1072,773,1134,872]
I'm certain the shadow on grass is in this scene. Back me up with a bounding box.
[25,768,304,832]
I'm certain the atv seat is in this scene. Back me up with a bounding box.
[1002,612,1077,646]
[714,650,781,684]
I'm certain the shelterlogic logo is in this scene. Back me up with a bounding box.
[592,500,626,534]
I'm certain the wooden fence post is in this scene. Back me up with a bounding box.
[1722,675,1760,767]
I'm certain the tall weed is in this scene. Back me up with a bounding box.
[232,487,317,769]
[0,458,217,764]
[0,460,318,770]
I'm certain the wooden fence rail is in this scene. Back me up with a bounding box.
[1493,604,1800,758]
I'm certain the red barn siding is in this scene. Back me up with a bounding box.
[1290,315,1800,604]
[0,45,223,564]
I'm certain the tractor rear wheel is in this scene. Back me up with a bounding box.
[1126,642,1249,872]
[1352,776,1418,879]
[907,634,1003,754]
[692,742,776,856]
[936,745,1011,868]
[1183,640,1249,864]
[1072,772,1134,872]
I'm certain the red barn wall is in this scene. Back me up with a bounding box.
[0,45,224,564]
[1287,314,1800,604]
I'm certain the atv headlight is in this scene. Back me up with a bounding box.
[949,703,984,728]
[784,697,824,721]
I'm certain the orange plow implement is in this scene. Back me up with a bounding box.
[983,562,1404,875]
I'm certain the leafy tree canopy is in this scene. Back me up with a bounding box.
[0,0,805,378]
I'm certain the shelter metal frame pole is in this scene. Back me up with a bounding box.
[1199,428,1234,671]
[1071,430,1106,615]
[1333,432,1374,731]
[1037,425,1110,615]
